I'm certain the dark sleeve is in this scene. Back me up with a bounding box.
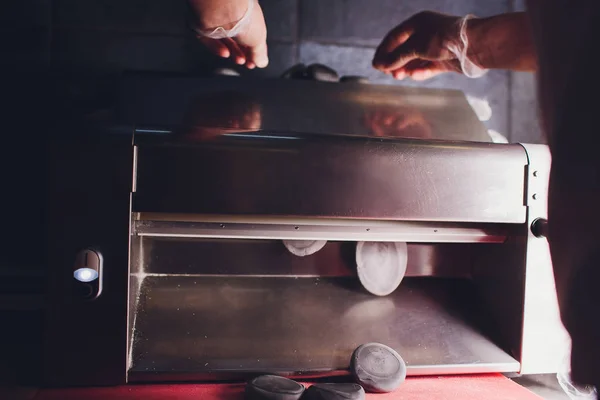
[528,0,600,387]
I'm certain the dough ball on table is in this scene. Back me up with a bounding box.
[355,242,408,296]
[280,63,307,79]
[305,64,340,82]
[283,240,327,257]
[351,343,407,393]
[303,383,365,400]
[245,375,305,400]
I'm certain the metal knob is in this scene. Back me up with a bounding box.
[531,218,549,238]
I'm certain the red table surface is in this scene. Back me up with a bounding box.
[30,374,542,400]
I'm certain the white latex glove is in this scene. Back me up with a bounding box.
[188,0,269,69]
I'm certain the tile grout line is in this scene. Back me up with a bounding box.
[51,25,194,37]
[297,37,379,49]
[48,0,54,65]
[507,71,514,143]
[44,28,376,50]
[507,0,514,143]
[50,25,301,46]
[294,0,301,63]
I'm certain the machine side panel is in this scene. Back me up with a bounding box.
[518,143,569,374]
[44,134,133,386]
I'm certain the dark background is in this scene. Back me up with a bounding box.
[1,0,541,143]
[0,0,544,390]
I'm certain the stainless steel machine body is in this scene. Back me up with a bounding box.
[44,74,567,386]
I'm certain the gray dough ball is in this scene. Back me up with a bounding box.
[351,343,406,393]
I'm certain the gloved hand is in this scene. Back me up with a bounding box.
[188,0,269,69]
[372,11,481,80]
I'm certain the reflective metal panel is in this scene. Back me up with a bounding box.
[120,75,491,142]
[134,136,528,223]
[472,144,569,375]
[129,276,519,381]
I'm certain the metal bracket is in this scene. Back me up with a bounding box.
[517,143,569,374]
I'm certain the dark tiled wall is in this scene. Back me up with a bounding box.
[1,0,543,143]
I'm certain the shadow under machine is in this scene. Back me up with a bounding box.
[44,74,567,386]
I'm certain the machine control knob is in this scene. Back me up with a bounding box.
[73,249,103,300]
[531,218,549,238]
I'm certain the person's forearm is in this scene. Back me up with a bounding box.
[467,12,537,71]
[188,0,249,30]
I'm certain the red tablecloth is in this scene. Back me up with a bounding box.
[31,374,542,400]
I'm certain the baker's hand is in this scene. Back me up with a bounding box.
[188,0,269,69]
[372,11,463,80]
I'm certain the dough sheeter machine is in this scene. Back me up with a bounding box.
[43,73,568,386]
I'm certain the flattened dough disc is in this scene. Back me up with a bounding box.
[303,383,365,400]
[245,375,305,400]
[283,240,327,257]
[356,242,408,296]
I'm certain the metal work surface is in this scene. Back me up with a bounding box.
[120,74,491,142]
[129,277,519,381]
[134,134,528,223]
